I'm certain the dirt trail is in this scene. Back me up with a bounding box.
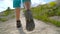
[0,11,60,34]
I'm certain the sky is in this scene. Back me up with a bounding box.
[0,0,55,12]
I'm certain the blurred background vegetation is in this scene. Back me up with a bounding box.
[0,1,60,27]
[0,7,15,22]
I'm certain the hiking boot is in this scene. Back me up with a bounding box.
[16,20,22,28]
[25,10,35,31]
[26,19,35,31]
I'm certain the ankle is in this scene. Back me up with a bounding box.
[16,20,21,22]
[26,9,30,11]
[16,19,20,21]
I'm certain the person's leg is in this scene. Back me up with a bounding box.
[23,0,31,10]
[23,0,35,31]
[15,8,22,28]
[13,0,21,28]
[15,8,20,21]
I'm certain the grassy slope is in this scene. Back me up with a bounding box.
[31,3,60,27]
[0,9,15,22]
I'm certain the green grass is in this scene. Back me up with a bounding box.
[1,10,14,16]
[33,15,60,27]
[30,3,60,27]
[0,9,14,22]
[11,15,15,18]
[0,18,8,22]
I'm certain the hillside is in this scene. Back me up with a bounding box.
[0,7,15,22]
[0,1,60,27]
[31,2,60,27]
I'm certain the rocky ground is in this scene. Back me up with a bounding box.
[0,11,60,34]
